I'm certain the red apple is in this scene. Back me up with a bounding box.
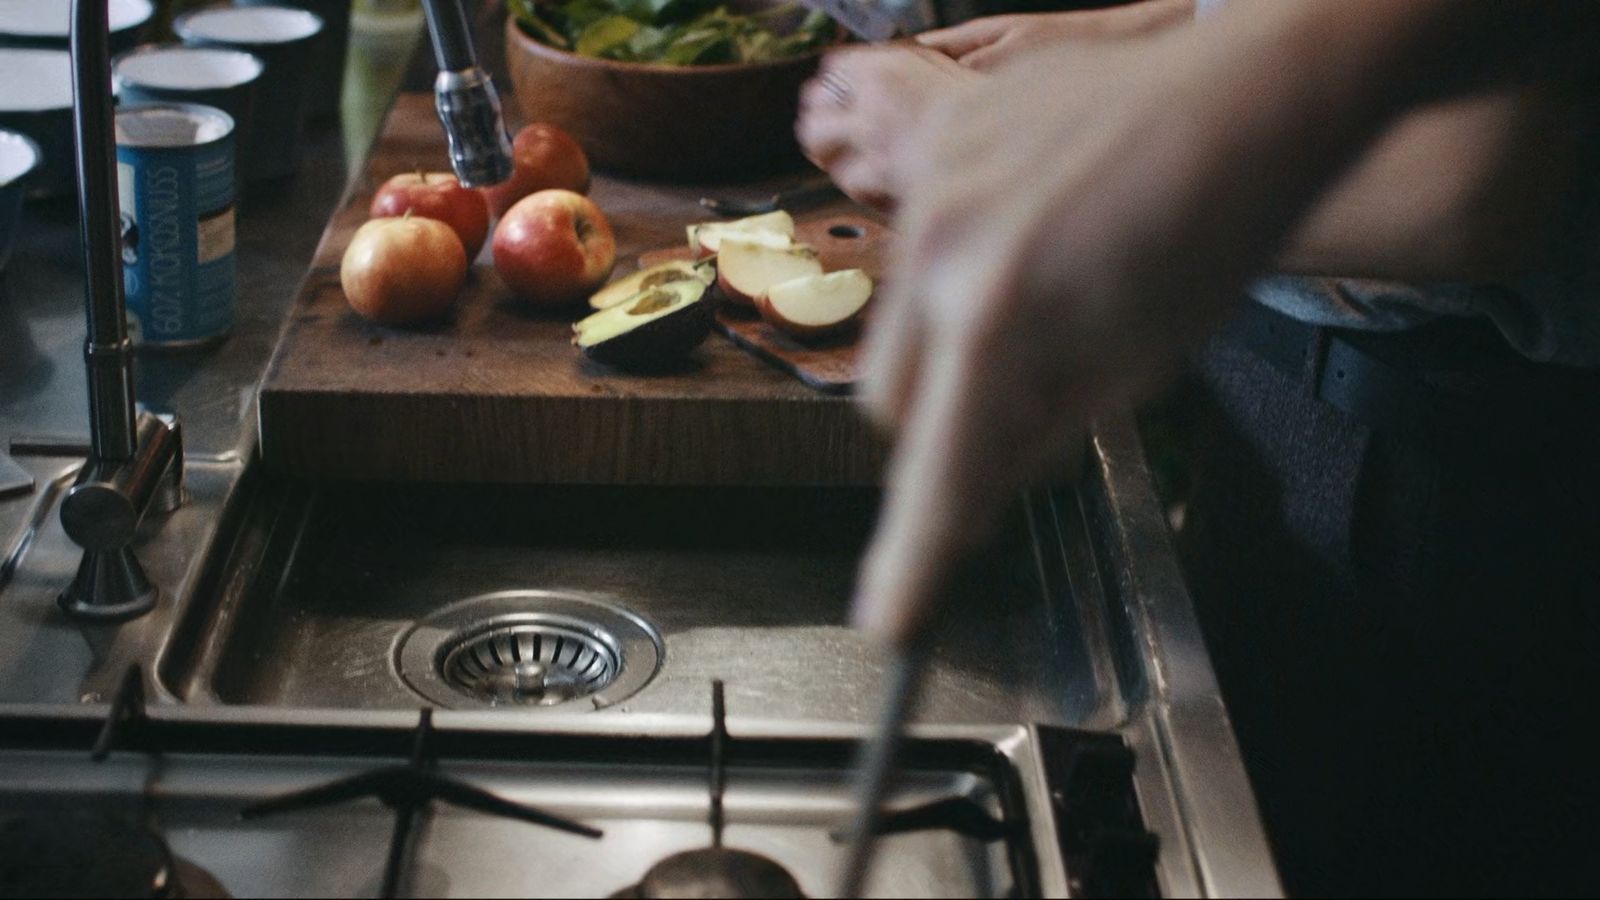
[757,269,874,339]
[715,237,822,309]
[340,215,467,325]
[492,189,616,307]
[481,123,592,219]
[370,170,490,260]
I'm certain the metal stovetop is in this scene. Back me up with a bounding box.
[0,684,1154,898]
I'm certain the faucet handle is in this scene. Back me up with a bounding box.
[60,411,180,553]
[434,67,514,189]
[57,410,183,622]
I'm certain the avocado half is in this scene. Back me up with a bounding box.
[588,259,714,311]
[573,279,714,369]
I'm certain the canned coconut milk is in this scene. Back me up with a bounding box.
[115,102,236,348]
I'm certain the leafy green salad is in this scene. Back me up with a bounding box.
[509,0,838,65]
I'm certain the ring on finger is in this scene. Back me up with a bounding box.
[817,71,853,107]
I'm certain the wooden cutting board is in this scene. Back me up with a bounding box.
[256,93,888,485]
[637,215,889,394]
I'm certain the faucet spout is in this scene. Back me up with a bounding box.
[70,0,136,462]
[420,0,514,188]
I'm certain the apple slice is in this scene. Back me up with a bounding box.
[715,238,823,309]
[688,210,795,258]
[758,269,874,339]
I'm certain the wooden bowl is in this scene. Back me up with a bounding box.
[504,16,822,182]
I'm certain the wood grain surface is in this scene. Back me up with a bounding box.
[257,93,888,485]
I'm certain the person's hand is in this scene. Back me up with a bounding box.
[795,44,974,211]
[850,24,1331,645]
[795,3,1193,210]
[916,0,1195,71]
[844,0,1510,644]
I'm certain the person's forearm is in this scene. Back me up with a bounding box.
[1141,0,1591,288]
[1084,0,1196,38]
[1279,85,1581,281]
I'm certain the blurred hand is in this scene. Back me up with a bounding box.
[795,44,974,211]
[851,33,1281,645]
[840,0,1495,644]
[916,0,1196,71]
[797,3,1195,211]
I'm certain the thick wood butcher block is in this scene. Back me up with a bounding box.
[257,93,887,485]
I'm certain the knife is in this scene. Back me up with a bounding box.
[698,176,843,217]
[834,626,935,898]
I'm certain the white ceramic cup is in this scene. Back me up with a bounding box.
[0,128,42,270]
[115,44,265,182]
[0,0,155,54]
[174,4,324,182]
[0,48,76,195]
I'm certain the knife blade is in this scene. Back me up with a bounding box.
[834,629,934,898]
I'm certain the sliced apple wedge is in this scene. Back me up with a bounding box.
[688,210,795,258]
[715,238,823,309]
[757,269,874,339]
[588,259,712,311]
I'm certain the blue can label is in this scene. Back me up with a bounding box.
[117,105,236,346]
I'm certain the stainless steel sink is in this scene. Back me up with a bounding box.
[160,476,1122,729]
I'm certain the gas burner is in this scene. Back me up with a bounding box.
[613,681,807,899]
[0,812,227,900]
[613,847,805,899]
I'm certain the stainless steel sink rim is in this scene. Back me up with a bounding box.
[394,590,663,710]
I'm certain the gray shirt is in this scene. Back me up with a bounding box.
[1251,267,1599,366]
[1252,127,1599,366]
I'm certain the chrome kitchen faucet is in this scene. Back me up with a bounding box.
[57,0,184,621]
[420,0,514,188]
[53,0,509,621]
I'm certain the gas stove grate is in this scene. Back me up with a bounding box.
[0,667,1168,898]
[240,708,605,899]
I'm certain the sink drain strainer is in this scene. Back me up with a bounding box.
[440,623,617,705]
[395,591,662,710]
